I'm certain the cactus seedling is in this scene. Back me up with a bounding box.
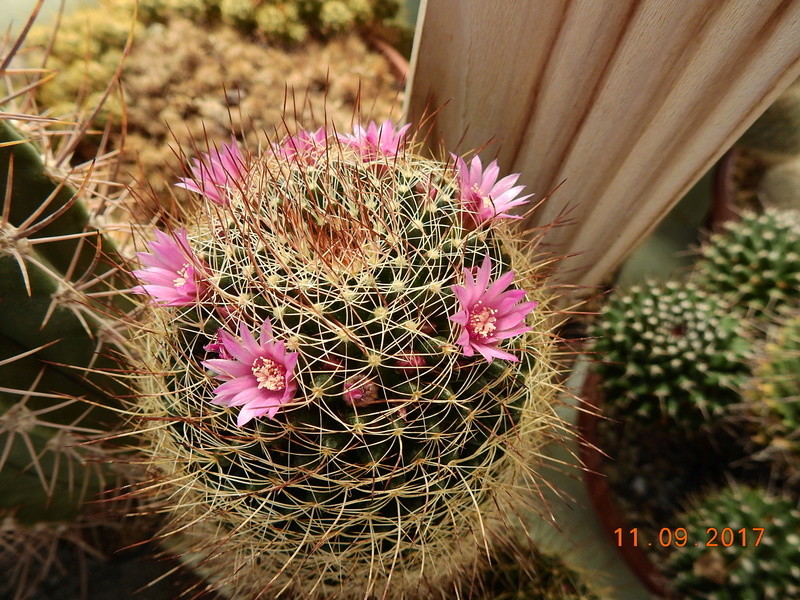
[667,486,800,599]
[129,122,562,599]
[591,281,751,428]
[694,209,800,314]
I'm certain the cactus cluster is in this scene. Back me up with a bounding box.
[746,311,800,477]
[27,0,402,201]
[591,281,751,428]
[667,486,800,599]
[694,209,800,313]
[127,122,560,599]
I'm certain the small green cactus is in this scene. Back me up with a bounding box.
[746,311,800,476]
[667,486,800,600]
[759,155,800,211]
[128,124,561,598]
[591,281,751,428]
[694,209,800,314]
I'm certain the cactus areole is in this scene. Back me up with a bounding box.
[131,122,560,598]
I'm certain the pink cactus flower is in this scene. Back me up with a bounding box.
[202,320,299,426]
[343,375,379,407]
[176,138,245,205]
[272,128,328,164]
[449,255,538,362]
[131,229,207,306]
[453,154,531,228]
[339,120,411,161]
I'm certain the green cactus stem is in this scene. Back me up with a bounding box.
[694,208,800,314]
[667,486,800,600]
[591,280,752,428]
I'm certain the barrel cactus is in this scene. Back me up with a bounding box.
[667,486,800,599]
[746,311,800,478]
[128,121,562,598]
[591,281,751,428]
[738,78,800,161]
[694,209,800,314]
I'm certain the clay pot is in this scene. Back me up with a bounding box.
[577,372,671,599]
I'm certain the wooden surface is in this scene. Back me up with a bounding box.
[405,0,800,292]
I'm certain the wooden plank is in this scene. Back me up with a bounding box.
[405,0,800,291]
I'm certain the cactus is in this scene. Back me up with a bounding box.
[1,27,133,597]
[591,280,752,428]
[738,78,800,161]
[128,122,562,598]
[667,485,800,600]
[475,540,600,600]
[759,155,800,211]
[746,311,800,478]
[693,209,800,314]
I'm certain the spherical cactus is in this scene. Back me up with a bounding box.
[591,281,751,428]
[129,122,561,598]
[759,155,800,211]
[738,79,800,161]
[694,209,800,313]
[746,311,800,477]
[667,486,800,599]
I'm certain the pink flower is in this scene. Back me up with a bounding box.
[202,320,299,426]
[176,138,245,205]
[339,120,411,161]
[453,155,531,227]
[449,255,538,362]
[343,375,378,407]
[272,128,327,164]
[131,229,207,306]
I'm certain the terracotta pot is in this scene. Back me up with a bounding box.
[577,372,671,599]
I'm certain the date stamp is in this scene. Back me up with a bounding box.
[614,527,765,548]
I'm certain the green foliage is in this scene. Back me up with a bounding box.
[694,209,800,313]
[668,486,800,600]
[134,136,558,598]
[591,281,751,428]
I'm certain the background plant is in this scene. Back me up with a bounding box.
[0,22,136,598]
[590,280,752,428]
[693,208,800,315]
[666,485,800,600]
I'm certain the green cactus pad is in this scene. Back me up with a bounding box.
[591,280,751,428]
[694,209,800,313]
[667,486,800,600]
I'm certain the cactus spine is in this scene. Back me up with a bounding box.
[129,124,562,598]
